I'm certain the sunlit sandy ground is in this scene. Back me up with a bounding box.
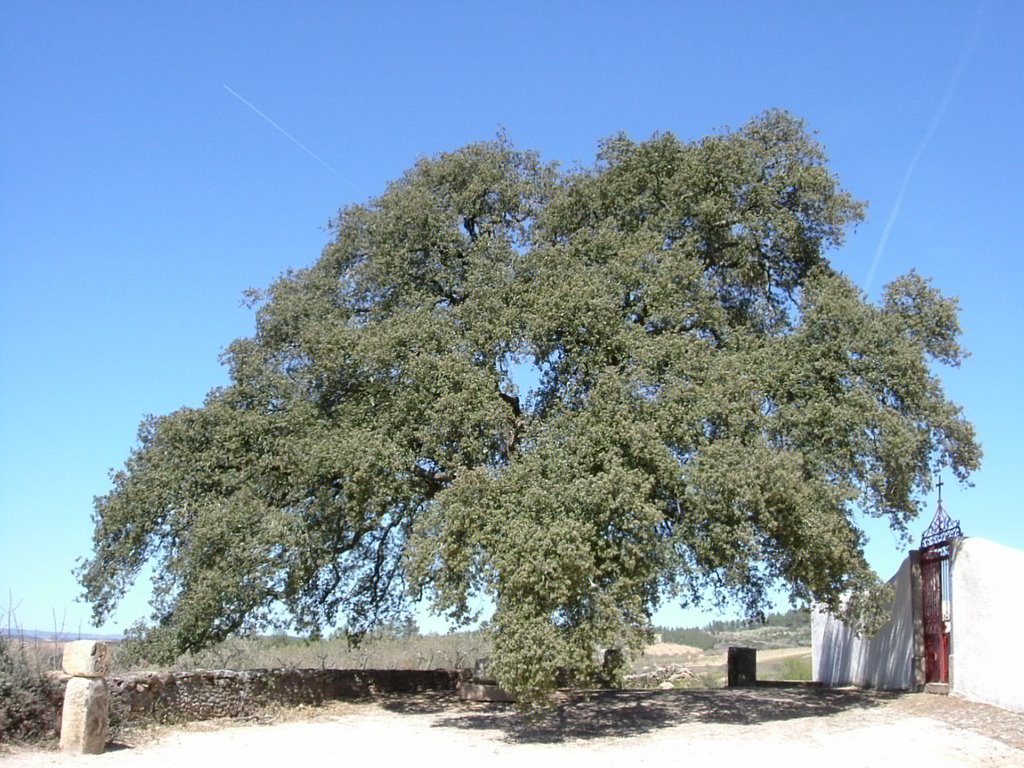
[4,687,1022,768]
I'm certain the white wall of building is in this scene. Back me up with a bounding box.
[950,538,1024,713]
[811,557,915,690]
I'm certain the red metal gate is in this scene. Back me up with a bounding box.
[920,548,950,683]
[918,480,961,686]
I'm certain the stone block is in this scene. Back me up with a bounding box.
[473,657,493,680]
[602,647,624,672]
[62,640,110,678]
[727,646,757,687]
[60,677,109,754]
[457,682,516,703]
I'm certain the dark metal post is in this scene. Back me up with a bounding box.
[727,646,757,687]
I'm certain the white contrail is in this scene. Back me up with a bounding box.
[864,7,985,293]
[223,84,363,196]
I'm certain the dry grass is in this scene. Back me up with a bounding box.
[112,629,492,674]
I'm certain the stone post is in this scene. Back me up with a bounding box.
[60,640,110,754]
[909,549,926,691]
[727,646,757,687]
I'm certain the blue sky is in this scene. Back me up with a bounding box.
[1,1,1021,636]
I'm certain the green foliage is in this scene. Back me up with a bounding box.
[778,654,813,681]
[703,608,810,633]
[0,637,60,743]
[115,620,186,667]
[659,609,811,651]
[842,578,897,637]
[78,110,980,703]
[764,609,811,629]
[758,653,813,682]
[655,627,717,650]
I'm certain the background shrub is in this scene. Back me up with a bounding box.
[0,636,61,743]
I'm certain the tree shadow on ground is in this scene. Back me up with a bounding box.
[380,687,901,744]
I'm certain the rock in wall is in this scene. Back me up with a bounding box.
[48,668,465,730]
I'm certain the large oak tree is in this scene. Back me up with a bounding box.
[79,111,979,697]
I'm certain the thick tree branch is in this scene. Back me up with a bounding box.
[498,389,522,418]
[412,464,455,494]
[497,388,525,457]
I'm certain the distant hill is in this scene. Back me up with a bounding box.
[657,608,811,651]
[0,629,122,642]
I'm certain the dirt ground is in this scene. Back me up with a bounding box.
[641,641,705,656]
[3,687,1022,767]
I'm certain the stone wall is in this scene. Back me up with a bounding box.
[623,664,695,689]
[51,668,464,730]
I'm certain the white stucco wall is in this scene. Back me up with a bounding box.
[950,538,1024,713]
[811,557,915,690]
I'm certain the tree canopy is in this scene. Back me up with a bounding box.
[78,110,979,698]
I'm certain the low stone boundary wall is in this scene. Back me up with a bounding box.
[51,668,464,729]
[623,664,696,689]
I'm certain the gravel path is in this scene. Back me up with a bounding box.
[3,688,1022,767]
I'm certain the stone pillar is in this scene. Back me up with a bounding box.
[60,640,110,754]
[727,646,757,687]
[909,549,926,691]
[603,646,624,676]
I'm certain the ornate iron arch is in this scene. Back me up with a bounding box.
[921,478,963,551]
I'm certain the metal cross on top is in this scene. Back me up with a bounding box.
[920,474,963,550]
